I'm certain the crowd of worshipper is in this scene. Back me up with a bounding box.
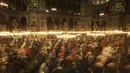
[0,34,130,73]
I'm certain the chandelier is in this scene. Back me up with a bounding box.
[91,0,111,5]
[0,0,8,7]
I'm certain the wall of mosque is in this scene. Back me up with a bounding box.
[0,0,130,31]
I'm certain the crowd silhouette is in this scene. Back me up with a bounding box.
[0,34,130,73]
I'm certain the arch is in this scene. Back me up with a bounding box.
[75,19,80,26]
[53,17,60,30]
[75,19,80,30]
[47,17,53,30]
[69,19,74,30]
[60,18,68,30]
[21,17,27,30]
[101,20,107,30]
[21,17,26,25]
[96,21,100,30]
[61,18,67,24]
[91,21,94,31]
[54,17,60,26]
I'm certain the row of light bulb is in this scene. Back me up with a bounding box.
[0,31,130,38]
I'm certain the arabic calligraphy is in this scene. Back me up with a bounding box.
[109,0,125,12]
[24,0,40,9]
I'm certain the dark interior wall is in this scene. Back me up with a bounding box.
[125,0,130,14]
[0,13,5,23]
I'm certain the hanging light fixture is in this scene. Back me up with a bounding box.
[91,0,111,5]
[99,13,105,16]
[0,0,8,7]
[51,8,57,12]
